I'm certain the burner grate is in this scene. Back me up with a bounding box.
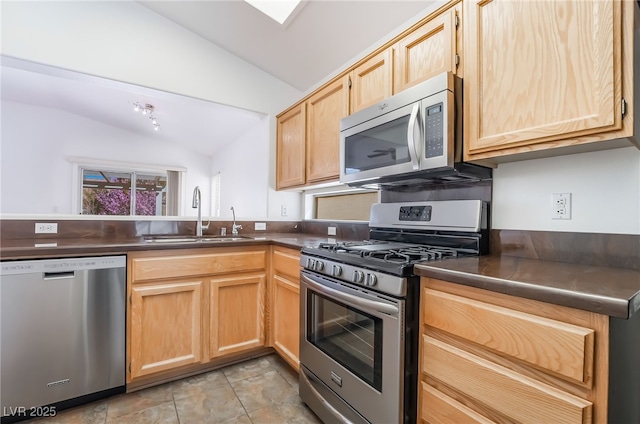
[316,242,461,265]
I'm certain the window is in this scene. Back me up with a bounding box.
[77,164,182,216]
[304,188,379,221]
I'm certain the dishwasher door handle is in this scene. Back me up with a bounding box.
[43,271,76,280]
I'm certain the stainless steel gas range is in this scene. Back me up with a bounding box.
[299,200,488,424]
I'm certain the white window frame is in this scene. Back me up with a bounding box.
[70,157,187,216]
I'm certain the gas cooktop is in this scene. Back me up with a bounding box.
[302,200,489,277]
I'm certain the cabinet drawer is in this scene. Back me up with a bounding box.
[272,248,300,280]
[423,336,592,424]
[131,249,266,282]
[423,288,594,385]
[421,382,494,424]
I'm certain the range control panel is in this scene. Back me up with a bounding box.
[399,205,432,222]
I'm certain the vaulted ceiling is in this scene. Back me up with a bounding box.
[2,1,435,156]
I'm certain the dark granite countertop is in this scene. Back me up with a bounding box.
[0,233,338,260]
[415,255,640,319]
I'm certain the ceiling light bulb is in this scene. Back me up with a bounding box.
[134,104,140,112]
[142,108,148,115]
[151,117,157,125]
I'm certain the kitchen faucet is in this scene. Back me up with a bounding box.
[231,206,243,235]
[191,186,210,237]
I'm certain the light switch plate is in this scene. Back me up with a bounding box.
[327,226,337,236]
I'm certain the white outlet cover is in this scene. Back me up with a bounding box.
[551,193,572,220]
[254,222,267,231]
[327,226,337,236]
[35,223,58,233]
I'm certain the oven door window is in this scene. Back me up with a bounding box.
[307,291,383,391]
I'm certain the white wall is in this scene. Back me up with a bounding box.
[212,117,301,220]
[1,101,212,216]
[492,147,640,235]
[1,0,302,219]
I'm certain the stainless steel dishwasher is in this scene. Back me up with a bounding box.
[1,256,126,422]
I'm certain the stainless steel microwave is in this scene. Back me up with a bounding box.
[339,72,491,188]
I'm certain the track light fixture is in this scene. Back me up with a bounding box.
[132,102,161,131]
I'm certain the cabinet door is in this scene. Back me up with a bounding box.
[350,48,393,113]
[395,5,459,93]
[306,75,350,184]
[276,103,306,189]
[272,275,300,370]
[464,0,622,158]
[209,274,266,358]
[130,280,203,379]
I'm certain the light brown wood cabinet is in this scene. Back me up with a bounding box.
[270,246,301,370]
[209,273,266,358]
[276,76,350,189]
[463,0,636,162]
[394,3,461,93]
[276,102,306,190]
[306,75,351,184]
[129,279,203,379]
[418,278,609,424]
[350,48,394,113]
[127,247,267,384]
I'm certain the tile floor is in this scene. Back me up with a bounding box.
[26,354,322,424]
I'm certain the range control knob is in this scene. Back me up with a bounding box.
[353,270,365,284]
[314,260,325,272]
[331,265,343,277]
[365,273,378,287]
[306,258,315,269]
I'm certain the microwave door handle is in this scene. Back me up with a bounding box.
[407,102,421,170]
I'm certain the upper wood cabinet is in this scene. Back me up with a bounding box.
[395,3,461,93]
[350,48,394,113]
[464,0,635,162]
[276,76,350,189]
[276,103,306,190]
[306,75,350,184]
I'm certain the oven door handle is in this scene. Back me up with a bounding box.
[302,274,399,316]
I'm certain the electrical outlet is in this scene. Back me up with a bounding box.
[35,223,58,234]
[552,193,572,220]
[327,226,337,236]
[254,222,266,231]
[281,205,288,216]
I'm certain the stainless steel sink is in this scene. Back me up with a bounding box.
[143,235,253,243]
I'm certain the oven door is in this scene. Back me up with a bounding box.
[299,271,405,424]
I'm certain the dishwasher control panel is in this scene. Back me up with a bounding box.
[1,255,126,275]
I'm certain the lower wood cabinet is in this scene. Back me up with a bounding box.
[130,279,203,379]
[209,273,266,358]
[127,247,267,385]
[270,246,301,370]
[419,278,608,424]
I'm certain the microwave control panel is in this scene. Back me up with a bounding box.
[399,205,432,221]
[424,102,444,158]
